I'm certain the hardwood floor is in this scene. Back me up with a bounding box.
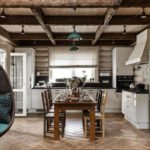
[0,113,150,150]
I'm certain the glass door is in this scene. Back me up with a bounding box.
[10,53,27,116]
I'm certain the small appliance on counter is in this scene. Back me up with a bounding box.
[134,84,145,91]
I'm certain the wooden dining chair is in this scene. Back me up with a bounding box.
[41,91,65,138]
[0,65,15,137]
[83,91,108,138]
[82,89,102,131]
[46,88,53,109]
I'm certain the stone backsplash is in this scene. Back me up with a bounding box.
[134,64,149,85]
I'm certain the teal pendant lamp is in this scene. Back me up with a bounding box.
[67,26,82,41]
[67,7,82,41]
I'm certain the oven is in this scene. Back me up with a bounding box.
[116,76,133,92]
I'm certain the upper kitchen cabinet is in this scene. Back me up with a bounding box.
[112,47,133,76]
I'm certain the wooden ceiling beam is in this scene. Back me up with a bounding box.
[1,15,149,25]
[92,8,117,45]
[11,33,136,41]
[15,40,134,46]
[92,0,123,45]
[0,26,15,45]
[0,0,149,8]
[31,8,56,45]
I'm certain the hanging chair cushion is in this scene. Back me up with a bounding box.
[0,123,9,134]
[0,93,12,124]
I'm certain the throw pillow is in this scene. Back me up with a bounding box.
[0,93,12,124]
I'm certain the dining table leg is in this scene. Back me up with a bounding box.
[89,106,95,141]
[54,105,60,140]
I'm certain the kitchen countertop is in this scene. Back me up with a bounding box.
[32,82,114,89]
[122,89,149,94]
[32,87,115,89]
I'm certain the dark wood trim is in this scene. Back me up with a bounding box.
[16,40,134,46]
[11,33,136,41]
[0,15,150,25]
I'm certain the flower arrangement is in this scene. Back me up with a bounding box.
[66,75,87,96]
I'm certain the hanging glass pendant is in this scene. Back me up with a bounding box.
[69,42,79,51]
[67,26,82,41]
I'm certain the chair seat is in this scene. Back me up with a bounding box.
[0,123,9,133]
[46,112,65,118]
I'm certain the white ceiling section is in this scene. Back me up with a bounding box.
[115,7,150,15]
[50,25,99,33]
[104,25,148,33]
[0,8,33,15]
[0,25,45,33]
[42,8,107,16]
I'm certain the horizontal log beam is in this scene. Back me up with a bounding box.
[0,15,150,25]
[0,26,15,45]
[11,33,136,41]
[0,0,149,8]
[15,40,134,46]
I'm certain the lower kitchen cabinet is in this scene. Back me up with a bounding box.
[122,90,149,129]
[31,89,45,110]
[102,89,121,113]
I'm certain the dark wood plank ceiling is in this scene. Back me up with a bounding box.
[0,0,149,46]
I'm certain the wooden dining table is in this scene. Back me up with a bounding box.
[53,97,96,141]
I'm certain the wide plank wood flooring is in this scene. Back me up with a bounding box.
[0,113,150,150]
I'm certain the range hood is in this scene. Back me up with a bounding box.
[125,29,149,65]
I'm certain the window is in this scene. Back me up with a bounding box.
[49,48,98,82]
[0,49,6,69]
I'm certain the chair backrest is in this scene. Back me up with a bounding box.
[44,90,51,110]
[47,88,53,108]
[0,65,15,137]
[41,92,48,114]
[96,89,102,112]
[100,91,108,115]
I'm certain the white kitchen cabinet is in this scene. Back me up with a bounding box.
[112,47,133,88]
[122,90,149,129]
[31,89,45,110]
[102,89,121,113]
